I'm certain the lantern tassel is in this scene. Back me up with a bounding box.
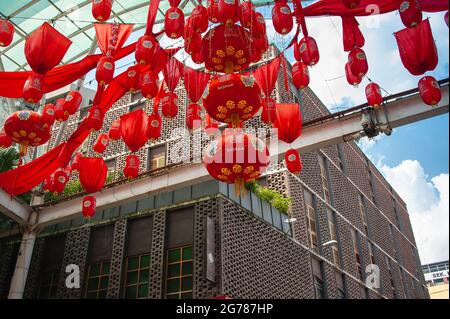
[19,144,28,157]
[234,177,247,197]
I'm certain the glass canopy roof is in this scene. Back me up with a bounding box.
[0,0,282,72]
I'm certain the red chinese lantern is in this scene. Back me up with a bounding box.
[92,0,112,22]
[418,76,442,106]
[292,61,310,89]
[285,148,302,174]
[218,0,239,26]
[186,103,202,130]
[239,1,256,28]
[71,152,83,172]
[125,65,140,93]
[184,24,202,55]
[135,35,157,65]
[96,56,115,87]
[342,0,361,9]
[82,196,97,219]
[108,119,121,140]
[161,92,179,119]
[0,19,14,47]
[399,0,422,28]
[147,113,162,141]
[202,24,252,73]
[190,5,208,33]
[42,175,53,193]
[345,62,362,87]
[120,109,149,152]
[252,12,267,36]
[23,73,45,104]
[203,74,262,127]
[53,169,69,194]
[93,133,109,154]
[204,130,270,194]
[165,6,185,39]
[207,0,220,23]
[0,128,13,148]
[63,91,83,115]
[298,36,320,66]
[251,34,269,59]
[261,97,277,125]
[365,83,383,108]
[41,104,56,128]
[139,70,158,99]
[4,110,51,156]
[272,1,294,35]
[85,105,105,132]
[54,98,69,123]
[124,154,140,179]
[348,47,368,78]
[273,103,303,144]
[78,157,108,193]
[191,50,205,65]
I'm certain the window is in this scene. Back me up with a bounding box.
[392,198,402,230]
[123,255,151,298]
[38,270,59,299]
[336,144,346,173]
[129,101,145,112]
[367,170,377,205]
[314,276,325,299]
[312,258,325,299]
[335,271,346,299]
[327,209,340,267]
[360,285,368,299]
[368,242,376,265]
[318,155,331,204]
[304,190,319,251]
[358,194,368,235]
[85,261,110,299]
[165,246,194,299]
[105,158,116,180]
[385,256,397,298]
[149,145,166,171]
[350,229,363,280]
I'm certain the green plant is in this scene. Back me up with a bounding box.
[17,192,32,205]
[0,147,19,173]
[271,195,292,215]
[44,179,83,202]
[244,180,292,215]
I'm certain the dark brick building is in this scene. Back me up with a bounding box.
[0,47,428,299]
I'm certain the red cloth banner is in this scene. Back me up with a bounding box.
[95,23,134,56]
[146,0,161,35]
[162,57,183,92]
[183,66,211,103]
[342,16,365,51]
[273,103,303,144]
[394,19,438,75]
[253,56,282,97]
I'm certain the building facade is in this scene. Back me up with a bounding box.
[0,47,428,299]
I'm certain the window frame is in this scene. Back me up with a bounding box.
[165,245,194,299]
[122,253,151,299]
[84,260,111,299]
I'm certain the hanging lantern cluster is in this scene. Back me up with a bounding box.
[0,19,14,47]
[78,157,108,219]
[165,0,185,39]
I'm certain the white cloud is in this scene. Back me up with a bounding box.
[358,135,384,153]
[380,160,449,264]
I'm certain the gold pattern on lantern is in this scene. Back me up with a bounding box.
[234,65,242,70]
[12,137,20,142]
[217,105,227,113]
[234,50,244,58]
[215,65,224,71]
[34,138,42,143]
[212,57,222,64]
[232,164,242,173]
[226,101,235,109]
[237,58,246,65]
[244,166,254,175]
[20,130,27,137]
[243,106,253,114]
[28,132,36,139]
[241,114,250,120]
[12,132,20,138]
[250,171,260,178]
[226,46,235,56]
[237,100,247,109]
[216,50,225,58]
[221,167,232,176]
[217,174,229,181]
[216,113,226,119]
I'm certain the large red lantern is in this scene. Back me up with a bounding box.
[0,128,13,148]
[191,50,205,65]
[273,103,303,144]
[140,70,158,99]
[348,47,368,78]
[292,61,310,89]
[71,152,83,172]
[0,19,14,47]
[345,62,362,87]
[147,113,162,141]
[126,66,140,93]
[261,97,277,125]
[203,74,262,127]
[63,91,83,115]
[78,157,108,193]
[285,148,302,174]
[202,24,252,73]
[272,1,294,35]
[165,6,185,39]
[342,0,361,9]
[298,36,320,66]
[399,0,422,28]
[120,109,149,152]
[135,35,157,65]
[82,196,97,219]
[184,24,202,55]
[92,0,112,22]
[54,98,69,123]
[41,104,56,128]
[23,73,45,104]
[96,56,115,86]
[93,133,109,154]
[218,0,239,26]
[252,12,267,36]
[86,105,105,132]
[42,175,54,193]
[53,169,69,194]
[190,5,208,33]
[251,34,269,61]
[239,1,256,28]
[204,130,270,194]
[365,83,383,108]
[108,119,121,140]
[4,110,51,156]
[186,103,202,130]
[161,92,179,119]
[124,154,140,179]
[418,76,442,106]
[207,0,220,23]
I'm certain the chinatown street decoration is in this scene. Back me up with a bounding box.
[53,168,70,194]
[342,16,365,52]
[184,65,211,129]
[41,104,56,128]
[140,70,159,99]
[120,109,149,152]
[147,112,163,141]
[207,0,220,23]
[0,128,13,148]
[161,92,179,119]
[165,0,185,39]
[399,0,422,28]
[218,0,239,26]
[78,157,108,193]
[71,152,83,172]
[86,105,105,132]
[292,61,310,90]
[190,4,208,33]
[126,65,140,93]
[64,91,83,116]
[285,148,303,174]
[204,114,219,136]
[23,23,72,103]
[124,154,140,179]
[42,175,54,193]
[186,103,202,130]
[4,110,52,156]
[82,195,97,219]
[108,119,121,140]
[418,76,442,106]
[92,0,113,22]
[54,98,70,122]
[272,0,294,35]
[0,19,14,47]
[297,36,320,66]
[135,35,157,65]
[348,47,368,78]
[342,0,361,9]
[345,62,362,87]
[203,74,262,127]
[365,83,383,108]
[239,1,256,28]
[204,129,270,195]
[93,133,110,154]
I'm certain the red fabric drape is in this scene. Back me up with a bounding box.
[146,0,161,35]
[120,109,149,153]
[152,81,166,114]
[342,16,365,51]
[394,19,438,76]
[95,23,134,56]
[0,43,135,99]
[162,57,183,92]
[253,56,282,97]
[273,103,303,144]
[183,66,211,103]
[25,23,72,74]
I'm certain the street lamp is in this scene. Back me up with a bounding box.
[322,240,338,247]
